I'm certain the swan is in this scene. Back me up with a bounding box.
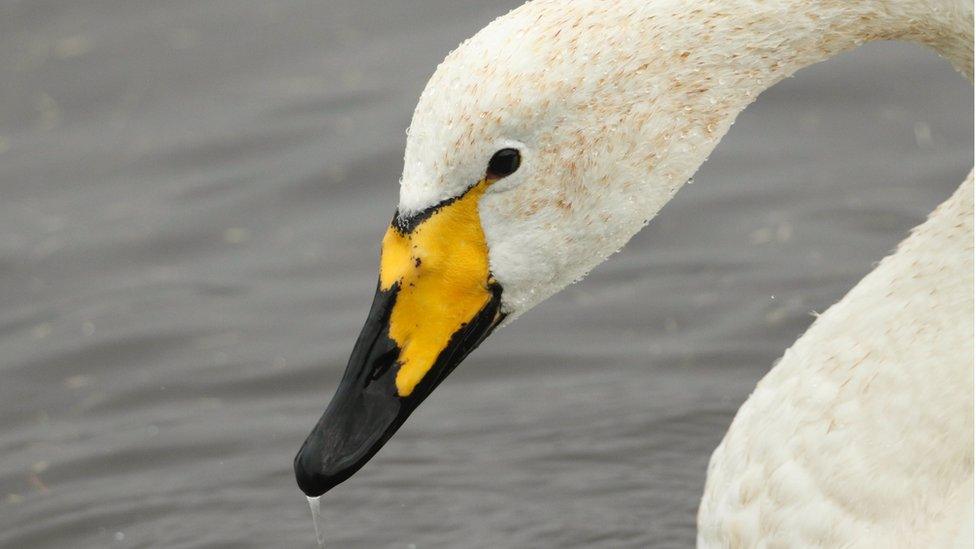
[294,0,974,545]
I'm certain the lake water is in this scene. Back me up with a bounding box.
[0,2,972,547]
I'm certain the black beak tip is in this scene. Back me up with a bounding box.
[294,443,347,497]
[293,394,398,498]
[294,446,326,497]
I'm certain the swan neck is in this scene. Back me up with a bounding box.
[689,0,975,89]
[861,0,974,79]
[626,0,975,205]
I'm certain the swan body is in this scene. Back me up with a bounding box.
[698,173,974,547]
[297,0,974,545]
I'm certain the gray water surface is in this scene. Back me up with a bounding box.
[1,2,972,548]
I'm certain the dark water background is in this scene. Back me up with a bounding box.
[0,2,972,547]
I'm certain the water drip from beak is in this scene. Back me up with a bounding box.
[306,495,326,547]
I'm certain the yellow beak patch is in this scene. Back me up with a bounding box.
[379,180,495,397]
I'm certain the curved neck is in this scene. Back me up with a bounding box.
[657,0,974,119]
[680,0,974,83]
[623,0,974,210]
[871,0,974,79]
[773,0,974,77]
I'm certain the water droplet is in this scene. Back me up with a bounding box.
[307,496,326,547]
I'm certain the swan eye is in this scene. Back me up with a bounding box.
[486,148,521,179]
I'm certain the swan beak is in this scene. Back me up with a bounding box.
[294,181,505,497]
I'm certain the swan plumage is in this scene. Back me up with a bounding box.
[698,173,973,546]
[297,0,974,545]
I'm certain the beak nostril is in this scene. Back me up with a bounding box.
[367,347,400,384]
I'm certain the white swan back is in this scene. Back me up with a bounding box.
[698,172,974,547]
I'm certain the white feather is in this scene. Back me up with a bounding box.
[397,0,974,545]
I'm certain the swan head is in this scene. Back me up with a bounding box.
[295,2,738,497]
